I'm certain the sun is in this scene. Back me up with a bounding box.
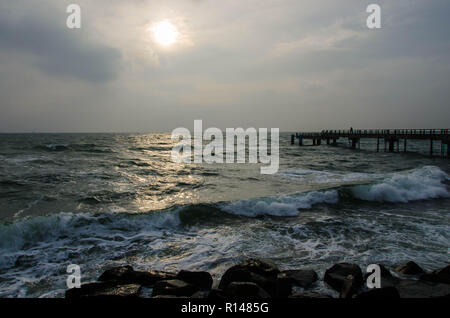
[151,20,179,46]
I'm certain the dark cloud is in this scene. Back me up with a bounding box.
[0,11,121,82]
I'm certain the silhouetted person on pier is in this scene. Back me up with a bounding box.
[350,127,353,134]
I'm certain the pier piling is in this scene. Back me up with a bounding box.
[388,138,395,152]
[430,139,433,156]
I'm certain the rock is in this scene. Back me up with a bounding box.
[340,274,362,298]
[420,265,450,284]
[98,265,134,281]
[66,282,113,298]
[275,273,292,297]
[219,266,276,296]
[395,261,425,276]
[241,258,280,277]
[324,263,363,292]
[92,283,141,298]
[176,270,213,290]
[366,264,392,278]
[153,295,185,298]
[290,292,333,298]
[152,279,199,297]
[190,291,210,298]
[98,265,176,286]
[218,258,279,296]
[208,288,226,299]
[282,269,318,288]
[219,265,250,289]
[395,279,450,298]
[134,270,175,285]
[363,264,399,288]
[138,286,154,298]
[356,287,400,298]
[65,282,141,298]
[224,282,270,298]
[219,265,251,288]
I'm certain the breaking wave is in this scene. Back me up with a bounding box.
[223,166,450,217]
[0,211,181,262]
[350,166,450,203]
[221,190,339,217]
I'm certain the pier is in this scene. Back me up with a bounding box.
[293,129,450,157]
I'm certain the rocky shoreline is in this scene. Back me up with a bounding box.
[65,259,450,299]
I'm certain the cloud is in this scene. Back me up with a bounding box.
[0,6,121,82]
[1,0,450,132]
[269,27,368,58]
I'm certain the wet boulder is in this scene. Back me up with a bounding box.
[152,279,199,297]
[98,265,133,281]
[290,291,333,298]
[395,279,450,298]
[208,288,226,299]
[65,281,141,298]
[282,269,318,289]
[153,295,185,298]
[363,264,399,288]
[340,274,363,298]
[324,263,363,292]
[176,270,213,290]
[356,287,400,298]
[241,258,280,277]
[98,265,176,286]
[190,291,210,298]
[395,261,425,276]
[275,273,292,297]
[420,264,450,284]
[218,258,280,296]
[224,282,270,298]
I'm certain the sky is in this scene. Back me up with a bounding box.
[0,0,449,132]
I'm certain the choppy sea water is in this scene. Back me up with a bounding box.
[0,133,449,297]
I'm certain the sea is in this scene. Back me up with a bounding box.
[0,133,449,297]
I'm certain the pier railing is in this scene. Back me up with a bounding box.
[320,129,450,137]
[293,128,450,157]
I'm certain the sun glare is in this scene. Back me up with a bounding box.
[151,20,179,46]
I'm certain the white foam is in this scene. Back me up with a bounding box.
[351,166,450,203]
[221,190,339,217]
[0,211,181,255]
[0,210,183,296]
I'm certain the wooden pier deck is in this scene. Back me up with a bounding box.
[292,129,450,157]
